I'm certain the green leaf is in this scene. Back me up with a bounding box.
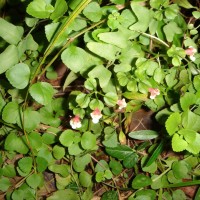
[129,130,159,140]
[73,154,91,172]
[182,110,200,131]
[87,42,120,61]
[81,131,96,150]
[28,132,43,151]
[76,93,90,108]
[178,129,196,143]
[79,171,92,187]
[83,2,102,22]
[173,0,194,9]
[129,2,151,34]
[47,189,80,200]
[132,174,152,189]
[2,102,20,123]
[2,164,16,178]
[163,22,182,42]
[48,164,69,177]
[18,157,33,174]
[98,31,128,48]
[0,177,11,192]
[6,63,30,89]
[109,160,123,175]
[104,92,118,107]
[180,93,197,111]
[88,65,111,89]
[101,191,118,200]
[0,45,19,74]
[50,0,68,20]
[36,157,48,173]
[52,145,65,160]
[172,190,186,200]
[68,143,83,156]
[59,130,76,147]
[165,112,181,136]
[172,133,188,152]
[17,108,40,132]
[106,145,134,159]
[123,152,138,168]
[29,82,54,105]
[172,161,190,179]
[4,132,29,154]
[27,0,54,19]
[26,173,43,189]
[0,18,23,45]
[61,46,89,73]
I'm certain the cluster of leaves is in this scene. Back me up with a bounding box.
[0,0,200,199]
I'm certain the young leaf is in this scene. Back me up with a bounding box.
[129,130,159,140]
[0,18,23,45]
[29,82,54,105]
[6,63,30,89]
[0,45,19,74]
[83,2,102,22]
[165,112,181,136]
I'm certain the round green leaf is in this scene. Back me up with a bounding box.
[2,102,19,124]
[6,63,30,89]
[29,82,54,105]
[59,130,75,147]
[83,2,102,22]
[68,143,83,156]
[132,174,152,189]
[104,92,118,106]
[81,131,96,150]
[79,171,92,187]
[26,173,43,189]
[2,164,16,178]
[18,157,33,174]
[27,0,53,19]
[76,93,90,108]
[0,177,11,192]
[172,161,190,179]
[52,145,65,160]
[72,154,91,172]
[89,99,104,110]
[61,46,88,73]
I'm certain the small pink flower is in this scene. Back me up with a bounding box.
[90,108,102,124]
[70,115,82,129]
[185,46,197,61]
[148,88,160,99]
[117,98,127,110]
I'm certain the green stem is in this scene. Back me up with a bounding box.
[164,180,200,188]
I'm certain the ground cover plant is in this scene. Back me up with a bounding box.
[0,0,200,199]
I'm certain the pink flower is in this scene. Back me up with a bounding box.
[185,46,197,61]
[90,108,102,124]
[70,115,82,129]
[148,88,160,99]
[117,98,127,110]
